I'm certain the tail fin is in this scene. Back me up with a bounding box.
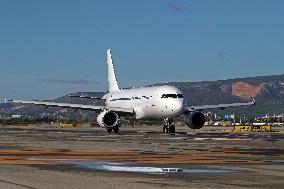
[106,49,120,92]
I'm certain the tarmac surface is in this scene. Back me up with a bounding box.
[0,124,283,189]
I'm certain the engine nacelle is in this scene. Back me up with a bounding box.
[185,111,205,129]
[97,111,118,128]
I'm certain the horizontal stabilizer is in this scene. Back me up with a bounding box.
[8,99,134,114]
[67,95,105,100]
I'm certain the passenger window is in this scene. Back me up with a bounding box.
[142,96,149,99]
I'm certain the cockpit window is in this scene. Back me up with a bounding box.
[161,94,183,98]
[177,94,183,98]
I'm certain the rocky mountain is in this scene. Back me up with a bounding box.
[161,74,284,115]
[1,74,284,118]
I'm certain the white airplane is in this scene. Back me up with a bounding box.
[9,49,255,134]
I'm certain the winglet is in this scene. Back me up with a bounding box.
[106,49,120,92]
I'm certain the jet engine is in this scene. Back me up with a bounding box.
[97,111,118,128]
[185,111,205,129]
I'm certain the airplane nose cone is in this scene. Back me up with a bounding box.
[171,99,184,114]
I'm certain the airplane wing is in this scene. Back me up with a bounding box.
[186,99,255,112]
[8,100,134,114]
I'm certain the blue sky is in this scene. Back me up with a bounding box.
[0,0,283,100]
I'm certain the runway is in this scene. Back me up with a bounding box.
[0,125,283,189]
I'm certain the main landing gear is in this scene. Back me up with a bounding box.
[163,118,175,134]
[106,125,120,133]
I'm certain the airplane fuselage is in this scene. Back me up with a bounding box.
[104,86,184,120]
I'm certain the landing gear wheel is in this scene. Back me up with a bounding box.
[168,125,175,134]
[163,125,168,133]
[113,125,119,133]
[106,128,112,133]
[163,118,175,134]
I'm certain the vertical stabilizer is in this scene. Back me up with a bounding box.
[106,49,120,92]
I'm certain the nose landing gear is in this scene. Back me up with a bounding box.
[163,118,175,134]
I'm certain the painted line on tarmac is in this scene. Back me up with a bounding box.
[0,179,37,189]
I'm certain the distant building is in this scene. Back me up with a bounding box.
[11,115,22,118]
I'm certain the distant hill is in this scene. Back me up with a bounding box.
[1,74,284,118]
[159,74,284,115]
